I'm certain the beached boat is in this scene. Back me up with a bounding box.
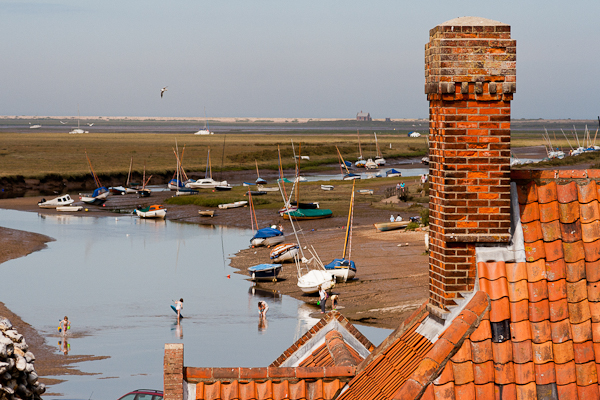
[297,269,335,294]
[343,173,361,180]
[198,210,215,217]
[248,263,282,282]
[215,184,232,191]
[250,227,284,247]
[355,130,366,168]
[109,186,127,195]
[270,243,299,263]
[374,133,386,166]
[257,185,279,192]
[364,159,377,169]
[374,220,410,232]
[68,105,89,134]
[37,194,74,209]
[290,201,319,209]
[80,152,110,205]
[283,208,332,220]
[357,189,373,195]
[247,190,267,196]
[136,164,153,198]
[218,201,248,209]
[187,148,228,189]
[385,168,402,178]
[324,180,357,282]
[421,156,429,165]
[321,185,334,191]
[57,205,83,212]
[243,182,254,187]
[135,204,166,219]
[176,188,199,196]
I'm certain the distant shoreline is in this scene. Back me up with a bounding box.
[0,116,427,123]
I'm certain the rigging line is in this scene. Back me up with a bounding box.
[221,226,226,271]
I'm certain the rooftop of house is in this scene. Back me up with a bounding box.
[334,169,600,400]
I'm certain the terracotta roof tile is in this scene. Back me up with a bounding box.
[550,319,573,343]
[547,279,567,302]
[578,180,598,204]
[589,302,600,322]
[479,278,509,301]
[570,320,592,343]
[469,319,492,343]
[433,362,454,386]
[584,239,600,262]
[553,341,575,365]
[518,182,538,205]
[573,341,595,364]
[492,340,513,364]
[528,299,550,322]
[453,382,475,399]
[525,239,545,262]
[510,299,529,323]
[543,240,564,262]
[515,381,537,400]
[560,220,582,243]
[549,298,569,322]
[507,280,529,303]
[555,360,577,385]
[489,297,510,322]
[512,340,533,364]
[566,260,586,282]
[534,362,556,385]
[575,360,598,386]
[505,262,527,283]
[472,361,494,385]
[582,220,600,243]
[513,361,534,385]
[567,279,587,303]
[538,181,558,204]
[520,202,540,224]
[493,361,515,384]
[557,382,578,400]
[529,320,551,344]
[577,382,600,398]
[557,182,579,204]
[559,201,580,224]
[581,201,600,223]
[527,280,548,303]
[568,300,591,324]
[539,201,560,223]
[522,221,543,243]
[473,382,494,399]
[532,341,554,364]
[545,259,566,282]
[541,220,562,243]
[432,381,454,400]
[471,339,493,363]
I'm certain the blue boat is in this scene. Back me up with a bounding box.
[168,178,185,190]
[343,172,361,180]
[344,160,353,169]
[324,258,356,281]
[250,227,284,247]
[256,177,267,185]
[386,169,402,177]
[248,263,283,282]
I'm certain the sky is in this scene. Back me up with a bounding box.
[1,0,599,119]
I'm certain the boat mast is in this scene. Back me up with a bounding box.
[126,157,133,187]
[357,130,363,159]
[343,180,355,259]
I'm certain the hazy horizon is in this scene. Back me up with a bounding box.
[2,1,599,120]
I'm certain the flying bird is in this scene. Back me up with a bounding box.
[161,86,168,98]
[87,123,94,127]
[60,121,66,124]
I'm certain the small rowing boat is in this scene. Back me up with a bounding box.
[218,201,248,209]
[357,189,373,195]
[270,243,299,263]
[198,210,215,217]
[374,220,410,232]
[248,263,282,282]
[320,185,334,191]
[135,204,167,219]
[57,205,83,212]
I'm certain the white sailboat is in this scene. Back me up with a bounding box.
[374,132,386,166]
[69,105,88,134]
[277,181,335,294]
[194,107,214,135]
[187,148,228,188]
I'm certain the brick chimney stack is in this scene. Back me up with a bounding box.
[425,17,516,316]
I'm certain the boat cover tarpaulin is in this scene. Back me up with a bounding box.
[92,187,108,197]
[386,169,402,177]
[324,258,356,271]
[251,227,283,240]
[248,263,282,272]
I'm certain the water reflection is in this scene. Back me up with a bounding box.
[58,338,70,355]
[0,209,392,399]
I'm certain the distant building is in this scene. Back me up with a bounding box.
[356,111,371,121]
[385,118,391,122]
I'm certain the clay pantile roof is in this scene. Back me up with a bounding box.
[298,331,364,367]
[338,173,600,400]
[271,310,374,368]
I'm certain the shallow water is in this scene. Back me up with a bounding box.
[0,209,391,399]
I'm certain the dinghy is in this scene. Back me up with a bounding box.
[248,264,282,282]
[357,189,373,195]
[250,227,284,247]
[135,204,166,219]
[38,194,74,209]
[270,243,299,263]
[385,169,402,178]
[57,205,83,212]
[374,220,410,232]
[324,180,357,282]
[198,210,215,217]
[80,152,109,205]
[282,208,332,220]
[187,148,228,189]
[218,201,248,209]
[320,185,334,191]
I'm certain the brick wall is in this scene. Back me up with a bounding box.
[425,17,516,315]
[164,343,184,400]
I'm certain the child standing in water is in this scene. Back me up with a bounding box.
[175,298,184,321]
[59,316,70,335]
[258,301,269,319]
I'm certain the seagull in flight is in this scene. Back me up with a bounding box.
[60,121,66,124]
[161,86,168,98]
[87,123,94,127]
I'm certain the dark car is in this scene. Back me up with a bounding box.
[117,389,163,400]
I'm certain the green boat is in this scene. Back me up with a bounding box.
[283,208,332,220]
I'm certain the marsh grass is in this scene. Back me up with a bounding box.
[0,132,428,179]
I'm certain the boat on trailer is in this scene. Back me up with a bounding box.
[38,194,74,209]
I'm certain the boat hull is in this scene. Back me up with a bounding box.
[57,205,83,212]
[135,205,167,219]
[324,259,357,282]
[263,235,285,247]
[248,264,282,282]
[297,270,335,294]
[283,209,332,220]
[38,194,74,208]
[374,221,410,232]
[218,201,248,209]
[198,210,215,217]
[270,244,299,263]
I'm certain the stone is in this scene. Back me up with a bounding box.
[0,319,12,332]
